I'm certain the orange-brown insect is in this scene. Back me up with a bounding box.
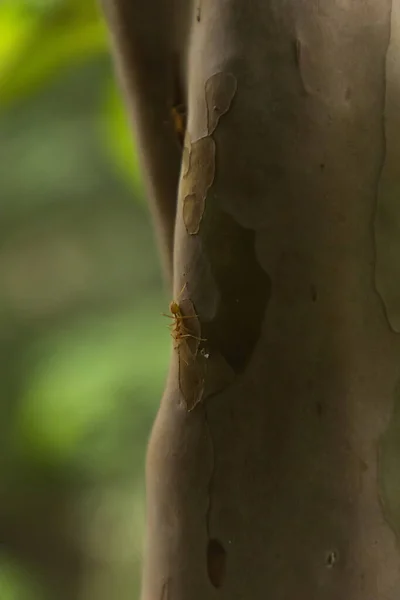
[171,103,187,147]
[162,283,205,347]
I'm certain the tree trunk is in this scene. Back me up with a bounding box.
[104,0,400,598]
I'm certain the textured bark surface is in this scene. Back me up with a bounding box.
[104,1,400,598]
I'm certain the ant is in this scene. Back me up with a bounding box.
[171,103,186,147]
[162,282,205,347]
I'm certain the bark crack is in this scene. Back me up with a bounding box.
[372,0,394,331]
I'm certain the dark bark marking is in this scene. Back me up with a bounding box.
[292,36,320,96]
[160,578,170,600]
[207,538,226,588]
[293,38,308,94]
[293,38,302,69]
[325,550,338,568]
[201,211,271,373]
[196,0,201,22]
[205,72,237,135]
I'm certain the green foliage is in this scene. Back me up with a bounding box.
[16,305,169,469]
[0,560,42,600]
[0,0,143,193]
[0,2,162,597]
[100,82,142,194]
[0,1,106,107]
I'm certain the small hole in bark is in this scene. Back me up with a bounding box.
[319,163,325,171]
[316,400,323,417]
[207,538,226,588]
[325,550,338,568]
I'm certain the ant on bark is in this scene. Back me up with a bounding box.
[162,283,205,347]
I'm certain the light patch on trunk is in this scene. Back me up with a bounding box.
[183,194,205,235]
[180,136,215,236]
[205,72,237,135]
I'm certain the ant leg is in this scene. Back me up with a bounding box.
[178,333,206,342]
[180,354,189,367]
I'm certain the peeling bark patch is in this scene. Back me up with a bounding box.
[205,73,237,135]
[179,346,235,409]
[179,353,205,411]
[180,137,215,235]
[178,297,202,356]
[183,194,205,234]
[181,137,215,198]
[207,538,226,588]
[182,135,191,177]
[202,211,271,372]
[176,297,205,411]
[293,38,302,68]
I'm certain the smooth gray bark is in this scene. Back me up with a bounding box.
[104,1,400,598]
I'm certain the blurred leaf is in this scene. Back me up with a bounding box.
[0,0,144,199]
[0,559,42,600]
[0,5,38,74]
[0,0,108,108]
[99,81,143,196]
[16,304,169,467]
[11,0,65,15]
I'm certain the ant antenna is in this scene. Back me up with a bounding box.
[175,281,188,301]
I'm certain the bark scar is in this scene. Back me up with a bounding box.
[161,578,170,600]
[293,37,312,95]
[181,136,215,235]
[205,72,237,135]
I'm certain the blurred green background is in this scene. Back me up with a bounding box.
[0,1,169,598]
